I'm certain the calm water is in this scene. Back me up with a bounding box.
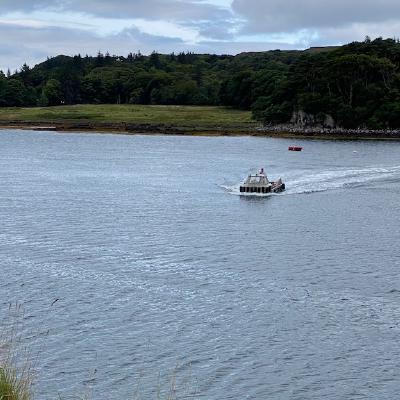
[1,130,400,399]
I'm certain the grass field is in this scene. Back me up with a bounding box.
[0,104,256,130]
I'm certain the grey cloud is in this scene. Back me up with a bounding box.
[0,21,298,72]
[0,0,231,22]
[183,19,237,40]
[0,0,234,47]
[195,39,298,54]
[232,0,400,33]
[0,22,185,71]
[0,0,59,13]
[4,0,398,73]
[70,0,229,21]
[306,20,400,49]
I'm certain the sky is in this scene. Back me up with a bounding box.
[1,0,399,72]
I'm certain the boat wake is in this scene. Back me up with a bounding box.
[222,165,400,196]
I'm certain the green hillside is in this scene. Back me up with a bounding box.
[2,38,400,129]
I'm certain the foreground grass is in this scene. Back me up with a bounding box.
[0,104,256,130]
[0,365,32,400]
[0,306,33,400]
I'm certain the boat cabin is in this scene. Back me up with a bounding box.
[239,168,285,194]
[240,173,272,193]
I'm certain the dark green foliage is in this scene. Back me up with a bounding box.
[251,39,400,128]
[0,78,34,107]
[40,79,63,106]
[3,39,400,128]
[1,51,296,110]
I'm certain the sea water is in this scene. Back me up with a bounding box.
[1,130,400,399]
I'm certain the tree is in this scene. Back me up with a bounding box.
[149,51,161,69]
[41,79,63,106]
[2,79,29,106]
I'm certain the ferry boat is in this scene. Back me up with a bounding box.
[239,168,285,194]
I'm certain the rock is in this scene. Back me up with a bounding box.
[291,110,336,128]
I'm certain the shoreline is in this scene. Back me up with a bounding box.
[2,121,400,141]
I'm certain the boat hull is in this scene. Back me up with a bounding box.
[239,182,285,194]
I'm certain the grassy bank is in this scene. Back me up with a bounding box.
[0,104,257,134]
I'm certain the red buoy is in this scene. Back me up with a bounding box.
[289,146,303,151]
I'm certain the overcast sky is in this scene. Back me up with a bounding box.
[1,0,399,72]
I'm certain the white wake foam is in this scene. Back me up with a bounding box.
[222,165,400,196]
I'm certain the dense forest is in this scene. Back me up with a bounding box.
[2,37,400,128]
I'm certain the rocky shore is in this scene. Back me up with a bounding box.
[257,125,400,140]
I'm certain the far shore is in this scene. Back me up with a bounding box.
[2,121,400,141]
[1,105,400,141]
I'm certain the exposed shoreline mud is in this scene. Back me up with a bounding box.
[2,120,400,140]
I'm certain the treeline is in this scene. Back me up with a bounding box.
[2,38,400,128]
[0,50,298,108]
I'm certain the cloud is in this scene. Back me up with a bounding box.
[1,0,400,72]
[0,0,231,22]
[0,1,266,72]
[0,22,184,72]
[0,0,237,62]
[0,18,301,72]
[195,39,299,54]
[73,0,229,21]
[193,20,237,40]
[231,0,400,34]
[0,0,57,13]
